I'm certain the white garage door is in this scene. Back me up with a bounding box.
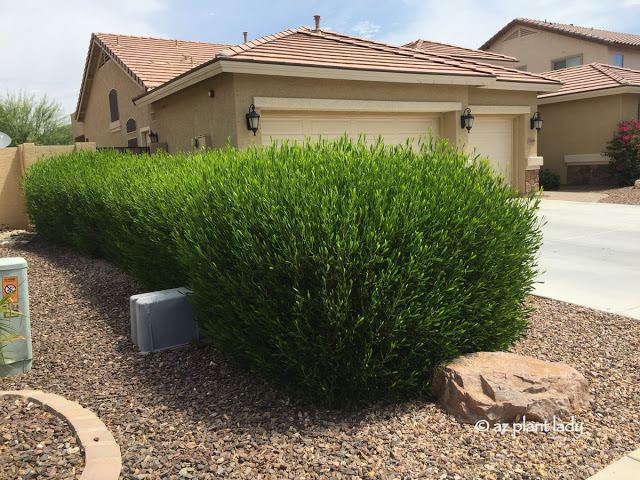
[467,116,513,179]
[261,111,440,150]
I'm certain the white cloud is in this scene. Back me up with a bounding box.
[352,20,381,39]
[0,0,169,116]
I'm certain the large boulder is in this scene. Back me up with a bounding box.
[432,352,590,424]
[634,179,640,189]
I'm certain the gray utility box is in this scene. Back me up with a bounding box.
[0,257,32,376]
[130,288,199,354]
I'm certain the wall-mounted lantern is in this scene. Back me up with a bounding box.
[530,112,543,132]
[461,108,474,132]
[149,131,159,143]
[246,104,260,136]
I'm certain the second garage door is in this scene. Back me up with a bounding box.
[260,111,440,149]
[467,116,513,179]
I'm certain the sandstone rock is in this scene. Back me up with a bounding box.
[432,352,590,424]
[634,179,640,189]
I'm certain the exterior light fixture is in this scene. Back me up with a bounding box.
[461,108,474,132]
[246,104,260,136]
[149,131,158,143]
[530,111,543,132]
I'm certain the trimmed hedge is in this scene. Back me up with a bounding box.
[23,136,542,407]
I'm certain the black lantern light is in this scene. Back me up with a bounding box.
[530,112,543,132]
[461,108,474,132]
[149,131,158,143]
[246,104,260,136]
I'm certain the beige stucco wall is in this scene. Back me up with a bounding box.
[485,27,640,72]
[0,143,96,229]
[151,72,539,192]
[72,54,153,147]
[537,93,640,183]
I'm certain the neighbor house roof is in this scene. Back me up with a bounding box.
[75,33,232,120]
[480,18,640,51]
[133,27,560,105]
[538,63,640,102]
[404,39,518,63]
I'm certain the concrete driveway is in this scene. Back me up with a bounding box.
[534,198,640,320]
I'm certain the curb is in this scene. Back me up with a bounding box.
[0,390,122,480]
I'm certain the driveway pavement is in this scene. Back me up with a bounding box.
[534,198,640,320]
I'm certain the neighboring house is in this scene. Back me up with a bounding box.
[480,18,640,73]
[404,39,519,68]
[72,19,561,192]
[536,63,640,185]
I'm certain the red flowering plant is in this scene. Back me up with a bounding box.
[604,120,640,186]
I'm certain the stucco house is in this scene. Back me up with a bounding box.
[536,63,640,185]
[480,18,640,73]
[71,18,561,192]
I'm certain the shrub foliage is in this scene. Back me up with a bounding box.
[604,120,640,186]
[538,168,561,191]
[23,137,542,407]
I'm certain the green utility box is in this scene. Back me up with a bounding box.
[1,257,32,376]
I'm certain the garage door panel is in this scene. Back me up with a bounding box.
[468,116,513,179]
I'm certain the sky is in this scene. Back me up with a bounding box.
[2,0,640,118]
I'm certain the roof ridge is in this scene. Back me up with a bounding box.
[405,38,518,61]
[94,32,233,48]
[592,63,626,84]
[221,27,309,56]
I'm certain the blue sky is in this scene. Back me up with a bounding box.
[3,0,640,116]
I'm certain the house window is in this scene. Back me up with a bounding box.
[516,65,527,71]
[127,138,138,148]
[126,118,137,133]
[552,56,581,70]
[614,54,624,67]
[108,89,119,122]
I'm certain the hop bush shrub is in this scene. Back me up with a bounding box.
[538,168,561,191]
[23,136,543,407]
[604,120,640,186]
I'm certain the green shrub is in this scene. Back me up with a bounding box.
[539,168,561,191]
[23,136,543,407]
[604,120,640,186]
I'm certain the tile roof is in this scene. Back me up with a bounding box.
[538,63,640,99]
[214,28,558,84]
[404,39,518,63]
[93,33,232,89]
[480,18,640,50]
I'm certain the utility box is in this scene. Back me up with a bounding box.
[0,257,32,376]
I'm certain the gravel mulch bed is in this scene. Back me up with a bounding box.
[0,397,83,479]
[596,185,640,205]
[1,231,639,479]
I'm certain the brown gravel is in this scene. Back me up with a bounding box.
[1,231,639,480]
[597,185,640,205]
[0,397,84,479]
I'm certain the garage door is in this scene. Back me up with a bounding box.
[261,111,440,150]
[467,116,513,179]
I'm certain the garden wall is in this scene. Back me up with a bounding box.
[0,143,96,229]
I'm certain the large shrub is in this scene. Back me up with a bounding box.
[604,120,640,186]
[539,168,560,191]
[23,137,543,407]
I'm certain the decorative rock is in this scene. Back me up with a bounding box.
[432,352,590,424]
[634,179,640,189]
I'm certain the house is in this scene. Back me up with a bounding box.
[480,18,640,73]
[71,17,561,192]
[404,39,519,68]
[536,63,640,185]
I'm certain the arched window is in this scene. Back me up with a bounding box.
[126,118,137,133]
[108,89,119,122]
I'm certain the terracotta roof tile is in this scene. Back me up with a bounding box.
[538,63,640,99]
[481,18,640,50]
[404,39,518,63]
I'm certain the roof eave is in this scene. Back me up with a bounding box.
[537,85,640,103]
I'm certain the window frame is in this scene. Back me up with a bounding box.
[551,54,582,70]
[108,89,120,123]
[613,54,624,67]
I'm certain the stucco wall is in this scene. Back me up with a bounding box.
[485,27,640,72]
[0,143,96,229]
[537,94,640,183]
[72,55,152,147]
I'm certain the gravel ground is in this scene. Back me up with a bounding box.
[0,397,83,479]
[597,185,640,205]
[0,229,639,480]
